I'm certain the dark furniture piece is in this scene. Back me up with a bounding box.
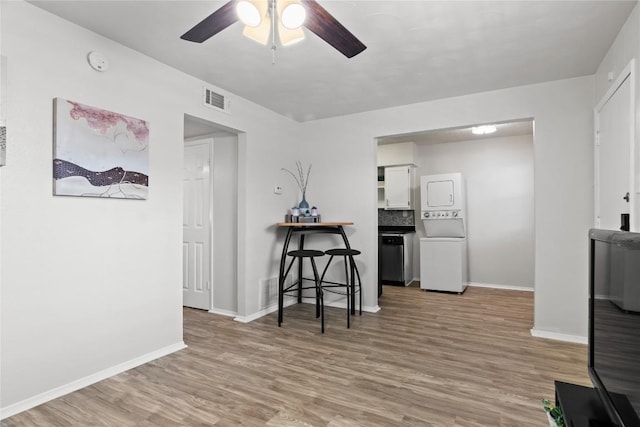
[554,381,616,427]
[280,249,325,332]
[319,248,362,328]
[587,229,640,427]
[276,222,355,333]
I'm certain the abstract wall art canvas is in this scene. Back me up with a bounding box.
[53,98,149,199]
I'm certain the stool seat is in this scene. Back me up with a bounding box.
[324,248,361,257]
[287,249,324,258]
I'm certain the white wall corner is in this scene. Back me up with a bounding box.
[208,307,237,317]
[530,328,587,345]
[234,297,297,323]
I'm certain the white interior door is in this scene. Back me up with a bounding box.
[183,140,212,310]
[595,61,636,231]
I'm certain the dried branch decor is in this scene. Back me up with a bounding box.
[281,161,312,195]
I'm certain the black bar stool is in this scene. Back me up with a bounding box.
[280,249,326,333]
[319,248,362,328]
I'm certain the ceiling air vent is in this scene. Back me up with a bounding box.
[203,86,231,113]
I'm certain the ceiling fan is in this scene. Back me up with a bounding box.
[180,0,367,58]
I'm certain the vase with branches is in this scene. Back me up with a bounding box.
[281,161,312,212]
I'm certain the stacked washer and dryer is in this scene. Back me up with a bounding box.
[419,173,468,293]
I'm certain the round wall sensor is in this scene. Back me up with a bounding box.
[87,51,109,72]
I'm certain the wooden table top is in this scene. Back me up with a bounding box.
[277,222,353,227]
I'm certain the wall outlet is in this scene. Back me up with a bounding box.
[273,186,283,195]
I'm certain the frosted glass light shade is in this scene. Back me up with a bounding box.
[240,0,270,45]
[243,19,271,45]
[281,3,306,29]
[236,1,261,27]
[276,0,305,45]
[239,0,305,47]
[278,24,305,45]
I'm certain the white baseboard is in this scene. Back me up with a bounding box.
[467,282,534,292]
[322,299,380,313]
[234,297,297,323]
[0,341,187,420]
[368,305,381,313]
[530,328,587,344]
[235,297,381,323]
[208,307,237,317]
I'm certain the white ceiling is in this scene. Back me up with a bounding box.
[29,0,638,122]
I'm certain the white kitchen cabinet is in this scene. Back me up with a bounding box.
[384,165,413,209]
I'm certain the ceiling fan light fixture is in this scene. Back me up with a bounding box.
[281,2,306,29]
[236,0,262,27]
[278,24,305,46]
[242,17,271,45]
[471,125,497,135]
[239,0,270,45]
[181,0,366,58]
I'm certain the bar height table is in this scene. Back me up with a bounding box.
[276,222,354,327]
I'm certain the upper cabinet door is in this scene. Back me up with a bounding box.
[385,165,413,209]
[426,180,454,207]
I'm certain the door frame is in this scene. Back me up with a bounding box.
[594,58,637,231]
[184,137,215,310]
[183,113,245,318]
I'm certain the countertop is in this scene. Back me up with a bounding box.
[378,225,416,234]
[277,222,353,227]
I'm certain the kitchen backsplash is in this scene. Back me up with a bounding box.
[378,209,415,226]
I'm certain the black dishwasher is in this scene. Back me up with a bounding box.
[379,234,405,286]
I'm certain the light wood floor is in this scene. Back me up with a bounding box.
[2,285,589,426]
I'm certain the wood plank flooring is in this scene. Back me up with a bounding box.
[2,285,589,426]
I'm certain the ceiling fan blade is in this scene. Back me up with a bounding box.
[301,0,366,58]
[181,1,239,43]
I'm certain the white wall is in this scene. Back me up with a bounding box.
[594,3,640,230]
[212,134,238,315]
[413,134,535,288]
[595,3,639,102]
[299,76,594,340]
[0,1,299,415]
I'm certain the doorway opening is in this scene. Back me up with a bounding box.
[376,119,535,301]
[183,114,240,316]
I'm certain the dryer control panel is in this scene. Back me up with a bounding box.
[423,210,462,219]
